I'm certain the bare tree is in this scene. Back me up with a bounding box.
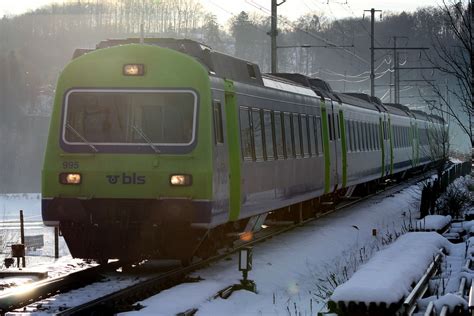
[423,0,473,158]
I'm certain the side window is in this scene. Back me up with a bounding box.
[346,120,352,152]
[252,109,264,161]
[350,121,355,152]
[374,124,378,149]
[308,115,316,156]
[263,110,274,160]
[328,114,333,140]
[213,101,224,144]
[357,121,363,151]
[316,116,323,154]
[367,123,372,150]
[293,114,302,157]
[284,113,294,158]
[301,115,310,157]
[239,107,253,160]
[274,111,284,159]
[335,114,340,139]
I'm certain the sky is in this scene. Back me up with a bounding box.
[0,0,441,24]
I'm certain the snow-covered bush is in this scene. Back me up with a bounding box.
[436,176,473,218]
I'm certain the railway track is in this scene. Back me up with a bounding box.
[0,261,122,313]
[3,172,430,315]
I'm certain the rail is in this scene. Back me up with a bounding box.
[400,250,443,316]
[0,261,121,313]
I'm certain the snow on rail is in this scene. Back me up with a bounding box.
[330,232,449,305]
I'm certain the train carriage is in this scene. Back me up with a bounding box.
[42,38,446,261]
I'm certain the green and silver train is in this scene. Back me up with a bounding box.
[42,38,446,261]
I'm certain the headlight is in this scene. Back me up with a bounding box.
[123,64,145,76]
[59,173,82,185]
[170,174,192,186]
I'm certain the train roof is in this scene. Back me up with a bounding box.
[269,73,338,101]
[428,114,446,124]
[382,103,413,118]
[75,38,265,86]
[336,93,382,112]
[410,109,431,121]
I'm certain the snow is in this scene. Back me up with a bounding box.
[0,173,470,315]
[120,182,423,315]
[416,215,451,231]
[330,232,448,304]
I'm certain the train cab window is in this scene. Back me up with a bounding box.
[239,107,253,160]
[301,115,310,157]
[274,111,285,159]
[293,114,302,157]
[252,109,264,161]
[213,101,224,144]
[263,110,275,160]
[284,113,294,158]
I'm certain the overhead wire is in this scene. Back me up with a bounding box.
[243,0,370,65]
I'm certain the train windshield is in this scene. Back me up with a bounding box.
[63,90,196,147]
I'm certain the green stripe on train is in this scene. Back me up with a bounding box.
[224,80,241,221]
[339,110,347,188]
[320,102,331,193]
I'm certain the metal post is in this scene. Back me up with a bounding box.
[393,36,397,103]
[270,0,286,73]
[54,227,59,259]
[364,8,382,97]
[370,8,375,97]
[20,210,25,268]
[271,0,278,73]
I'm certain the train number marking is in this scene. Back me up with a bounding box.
[62,161,79,169]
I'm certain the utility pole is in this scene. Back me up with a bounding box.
[364,8,382,97]
[270,0,286,73]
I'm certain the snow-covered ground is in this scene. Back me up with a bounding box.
[1,174,471,315]
[0,194,70,268]
[120,182,422,315]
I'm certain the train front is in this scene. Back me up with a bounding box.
[41,44,213,261]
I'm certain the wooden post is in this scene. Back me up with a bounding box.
[54,227,59,259]
[20,210,25,268]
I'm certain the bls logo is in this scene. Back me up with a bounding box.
[106,173,146,185]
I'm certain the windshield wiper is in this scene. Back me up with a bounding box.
[131,125,161,153]
[66,123,99,153]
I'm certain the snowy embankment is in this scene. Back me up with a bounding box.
[330,232,448,304]
[121,182,422,316]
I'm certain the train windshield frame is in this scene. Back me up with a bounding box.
[60,89,198,154]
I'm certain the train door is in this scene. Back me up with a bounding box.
[223,80,241,221]
[383,114,391,176]
[332,101,343,188]
[327,100,341,190]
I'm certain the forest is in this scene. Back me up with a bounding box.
[0,0,470,192]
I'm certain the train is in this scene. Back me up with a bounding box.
[41,38,447,262]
